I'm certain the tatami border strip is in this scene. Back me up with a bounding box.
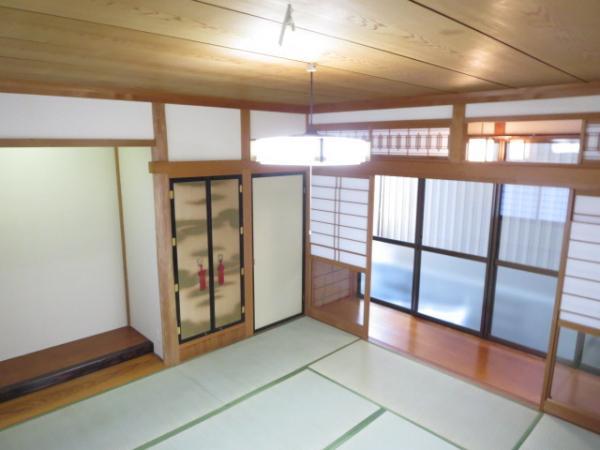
[307,367,466,450]
[323,407,386,450]
[135,336,361,449]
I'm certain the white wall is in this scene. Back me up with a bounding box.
[466,95,600,118]
[0,93,153,139]
[166,104,241,161]
[118,148,163,357]
[313,105,453,124]
[0,148,127,361]
[250,111,306,139]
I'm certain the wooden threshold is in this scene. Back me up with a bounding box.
[0,327,153,402]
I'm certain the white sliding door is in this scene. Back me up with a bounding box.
[253,174,304,330]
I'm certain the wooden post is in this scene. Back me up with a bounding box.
[449,104,466,163]
[151,103,179,366]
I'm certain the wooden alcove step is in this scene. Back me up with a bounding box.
[0,327,153,402]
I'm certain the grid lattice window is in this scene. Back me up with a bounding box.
[371,127,449,157]
[310,175,369,269]
[584,122,600,161]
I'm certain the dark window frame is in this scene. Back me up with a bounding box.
[367,175,568,356]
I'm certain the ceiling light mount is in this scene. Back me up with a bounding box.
[251,63,371,166]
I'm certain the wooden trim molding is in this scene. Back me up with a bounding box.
[241,109,251,161]
[179,323,247,362]
[0,139,155,147]
[242,168,255,337]
[312,160,600,191]
[149,160,309,178]
[313,119,451,131]
[543,399,600,434]
[113,147,131,326]
[314,80,600,113]
[0,79,307,114]
[540,190,575,405]
[151,103,179,367]
[558,319,600,337]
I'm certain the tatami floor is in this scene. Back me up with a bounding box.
[0,317,597,450]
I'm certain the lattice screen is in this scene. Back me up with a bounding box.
[318,127,450,158]
[560,195,600,329]
[584,122,600,161]
[371,127,449,157]
[310,175,369,269]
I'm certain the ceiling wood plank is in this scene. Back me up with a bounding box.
[0,0,503,92]
[416,0,600,81]
[208,0,579,85]
[0,8,439,105]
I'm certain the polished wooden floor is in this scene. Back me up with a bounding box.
[0,353,164,430]
[368,302,547,406]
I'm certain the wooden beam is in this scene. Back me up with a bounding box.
[314,80,600,113]
[0,79,308,114]
[0,139,155,147]
[312,159,600,191]
[150,103,179,367]
[543,399,600,434]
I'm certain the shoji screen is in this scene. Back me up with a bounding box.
[561,195,600,329]
[310,175,369,269]
[545,193,600,427]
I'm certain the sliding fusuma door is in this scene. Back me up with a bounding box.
[170,176,244,342]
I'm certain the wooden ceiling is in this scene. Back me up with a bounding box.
[0,0,599,109]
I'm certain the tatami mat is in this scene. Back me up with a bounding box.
[311,340,539,450]
[520,415,600,450]
[0,317,356,450]
[151,370,379,450]
[335,411,458,450]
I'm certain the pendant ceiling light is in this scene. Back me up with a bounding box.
[251,63,371,166]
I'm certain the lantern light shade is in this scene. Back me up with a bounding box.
[251,134,371,166]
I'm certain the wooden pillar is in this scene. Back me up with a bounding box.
[449,104,466,163]
[151,103,179,366]
[241,109,255,336]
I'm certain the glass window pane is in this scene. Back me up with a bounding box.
[417,251,486,330]
[211,178,242,328]
[491,267,558,352]
[370,240,414,309]
[423,179,494,256]
[499,185,569,270]
[173,181,211,339]
[505,139,579,164]
[551,327,600,418]
[312,258,363,327]
[373,176,418,243]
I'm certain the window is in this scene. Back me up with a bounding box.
[498,185,569,270]
[369,240,414,309]
[584,122,600,161]
[422,179,494,257]
[372,127,449,157]
[318,126,450,158]
[370,174,569,354]
[466,119,582,164]
[418,252,486,330]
